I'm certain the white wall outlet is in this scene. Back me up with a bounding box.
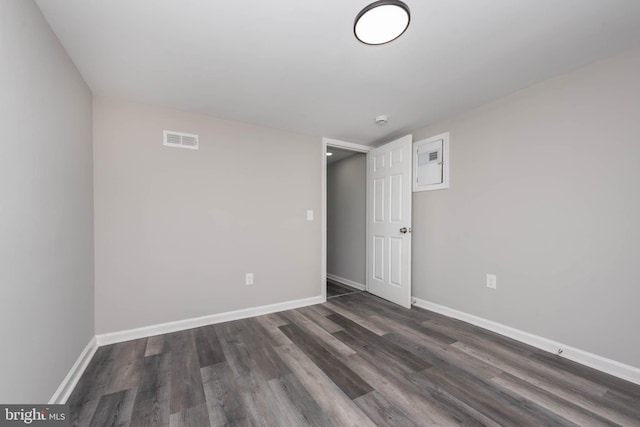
[245,273,254,285]
[306,210,314,221]
[486,274,497,289]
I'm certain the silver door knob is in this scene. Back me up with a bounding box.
[400,227,408,234]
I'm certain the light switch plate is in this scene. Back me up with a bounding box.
[486,274,497,289]
[306,210,314,221]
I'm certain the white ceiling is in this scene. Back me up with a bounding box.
[36,0,640,145]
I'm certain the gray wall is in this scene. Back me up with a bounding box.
[411,48,640,368]
[0,0,94,403]
[94,98,322,334]
[327,154,366,285]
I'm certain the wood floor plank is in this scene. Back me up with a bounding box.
[353,391,421,427]
[491,373,620,427]
[107,355,145,395]
[267,373,333,427]
[324,300,389,335]
[130,388,170,427]
[69,397,100,427]
[333,329,428,381]
[262,312,289,327]
[305,302,335,317]
[88,388,137,427]
[530,350,640,400]
[450,338,610,398]
[145,335,166,357]
[348,342,500,426]
[404,378,504,427]
[601,388,640,422]
[370,308,460,346]
[375,312,506,381]
[237,323,291,381]
[253,313,293,347]
[342,353,459,426]
[138,352,172,392]
[279,323,373,399]
[73,340,145,405]
[166,331,206,415]
[130,353,172,427]
[240,317,276,343]
[349,292,434,322]
[217,337,283,426]
[370,313,455,351]
[193,325,225,368]
[278,343,376,427]
[328,312,431,373]
[169,403,210,427]
[328,292,384,318]
[349,295,455,345]
[201,362,247,427]
[281,309,356,357]
[450,341,640,425]
[213,322,241,341]
[68,345,115,405]
[422,316,538,358]
[164,330,194,354]
[384,330,503,381]
[412,367,576,427]
[296,305,345,334]
[265,376,327,427]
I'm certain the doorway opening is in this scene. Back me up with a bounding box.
[321,138,372,301]
[326,146,367,299]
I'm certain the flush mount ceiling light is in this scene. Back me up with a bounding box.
[326,152,333,156]
[354,0,411,45]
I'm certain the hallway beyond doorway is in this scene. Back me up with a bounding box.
[327,280,362,299]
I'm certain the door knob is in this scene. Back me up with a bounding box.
[400,227,410,234]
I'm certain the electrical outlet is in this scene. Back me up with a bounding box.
[486,274,497,289]
[245,273,254,285]
[306,210,314,221]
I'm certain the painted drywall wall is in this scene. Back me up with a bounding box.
[0,0,94,403]
[94,98,322,334]
[411,48,640,368]
[327,154,366,286]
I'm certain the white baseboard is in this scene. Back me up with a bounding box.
[412,297,640,386]
[96,295,325,346]
[327,273,366,291]
[49,336,98,404]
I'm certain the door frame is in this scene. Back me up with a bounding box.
[321,137,372,301]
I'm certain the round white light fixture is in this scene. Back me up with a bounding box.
[354,1,411,45]
[326,152,333,156]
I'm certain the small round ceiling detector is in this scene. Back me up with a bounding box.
[375,115,389,126]
[354,1,411,45]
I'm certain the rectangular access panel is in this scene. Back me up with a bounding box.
[413,132,449,192]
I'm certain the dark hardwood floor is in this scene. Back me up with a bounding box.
[68,290,640,426]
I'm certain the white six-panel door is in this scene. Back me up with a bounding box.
[367,135,412,308]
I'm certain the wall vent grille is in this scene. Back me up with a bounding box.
[163,130,199,150]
